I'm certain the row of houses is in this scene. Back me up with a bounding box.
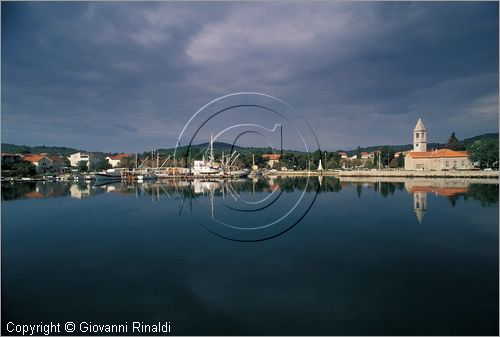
[2,151,132,174]
[68,152,132,168]
[339,151,376,161]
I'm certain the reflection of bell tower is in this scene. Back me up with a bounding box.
[413,118,427,152]
[413,191,427,223]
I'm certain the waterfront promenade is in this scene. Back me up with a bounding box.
[270,170,499,179]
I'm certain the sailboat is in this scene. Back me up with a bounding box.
[247,154,262,178]
[191,134,222,176]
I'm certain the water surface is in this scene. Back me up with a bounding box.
[2,177,498,335]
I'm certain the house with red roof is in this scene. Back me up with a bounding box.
[22,154,66,173]
[262,153,281,169]
[106,154,132,167]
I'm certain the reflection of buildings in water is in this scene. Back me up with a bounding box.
[404,180,469,223]
[23,182,70,199]
[70,183,91,199]
[413,191,427,223]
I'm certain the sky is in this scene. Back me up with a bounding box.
[2,1,498,153]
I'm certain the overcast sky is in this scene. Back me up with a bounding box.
[2,1,498,153]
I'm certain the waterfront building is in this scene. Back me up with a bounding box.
[404,118,472,171]
[69,152,97,169]
[22,154,66,173]
[106,154,131,167]
[1,152,22,166]
[262,153,281,168]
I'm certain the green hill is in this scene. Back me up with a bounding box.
[1,143,82,157]
[342,133,498,155]
[2,132,497,158]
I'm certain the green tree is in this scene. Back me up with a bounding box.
[94,159,112,171]
[10,161,37,177]
[468,139,499,168]
[447,132,460,150]
[397,154,405,167]
[356,146,361,159]
[120,156,136,169]
[363,160,375,169]
[77,160,88,173]
[377,146,394,167]
[327,152,341,169]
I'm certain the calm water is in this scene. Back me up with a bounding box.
[2,177,499,335]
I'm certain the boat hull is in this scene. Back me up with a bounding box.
[94,173,122,182]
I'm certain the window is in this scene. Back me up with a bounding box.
[415,143,419,147]
[445,161,449,167]
[416,133,419,139]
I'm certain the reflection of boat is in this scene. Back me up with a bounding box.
[192,179,222,194]
[94,168,126,182]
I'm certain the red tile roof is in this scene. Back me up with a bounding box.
[109,154,131,160]
[22,155,46,162]
[407,149,469,159]
[262,154,281,160]
[409,186,468,196]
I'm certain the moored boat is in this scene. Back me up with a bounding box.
[94,168,126,182]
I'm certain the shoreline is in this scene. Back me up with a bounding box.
[268,170,499,179]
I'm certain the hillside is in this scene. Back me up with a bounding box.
[1,143,83,157]
[342,133,498,155]
[2,132,497,158]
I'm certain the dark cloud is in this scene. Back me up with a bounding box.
[2,1,498,152]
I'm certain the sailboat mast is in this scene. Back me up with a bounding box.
[210,133,214,163]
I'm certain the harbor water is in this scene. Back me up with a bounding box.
[2,177,498,335]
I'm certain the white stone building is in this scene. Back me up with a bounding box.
[68,152,97,169]
[404,118,472,171]
[105,154,131,167]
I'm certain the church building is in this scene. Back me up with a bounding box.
[404,118,472,171]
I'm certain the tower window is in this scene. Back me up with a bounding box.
[416,133,419,138]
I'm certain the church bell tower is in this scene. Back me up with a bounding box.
[413,118,427,152]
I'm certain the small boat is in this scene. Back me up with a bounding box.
[136,170,157,180]
[94,168,126,182]
[228,169,249,178]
